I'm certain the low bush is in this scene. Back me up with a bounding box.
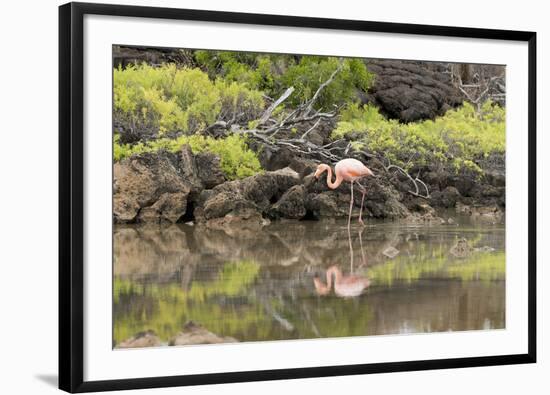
[332,101,505,173]
[114,134,263,180]
[194,51,374,109]
[114,63,265,137]
[277,56,373,109]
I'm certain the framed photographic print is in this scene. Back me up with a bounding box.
[59,2,537,392]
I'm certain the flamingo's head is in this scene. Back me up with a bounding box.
[313,276,331,296]
[314,164,328,179]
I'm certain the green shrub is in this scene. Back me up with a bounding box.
[332,101,505,173]
[114,134,262,180]
[277,56,373,109]
[194,51,374,109]
[195,51,275,92]
[114,63,265,137]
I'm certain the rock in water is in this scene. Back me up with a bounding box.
[117,330,162,348]
[475,246,496,253]
[430,186,461,208]
[113,151,193,224]
[137,192,188,223]
[169,321,238,346]
[113,145,229,224]
[196,167,300,222]
[306,173,410,220]
[450,238,473,258]
[382,246,400,259]
[456,202,504,223]
[270,185,307,219]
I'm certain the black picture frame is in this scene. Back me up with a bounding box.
[59,2,537,393]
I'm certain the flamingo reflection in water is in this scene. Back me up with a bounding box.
[313,265,371,298]
[313,228,371,298]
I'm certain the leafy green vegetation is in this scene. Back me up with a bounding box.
[276,56,373,108]
[114,133,262,180]
[333,100,505,173]
[194,51,374,109]
[195,51,275,92]
[114,63,264,136]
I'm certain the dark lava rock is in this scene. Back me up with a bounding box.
[363,60,464,122]
[258,146,295,171]
[305,173,410,219]
[113,145,226,224]
[431,186,461,208]
[288,157,318,179]
[195,152,226,189]
[196,167,301,221]
[113,45,195,69]
[362,176,410,219]
[306,192,350,218]
[113,151,192,224]
[136,192,189,223]
[179,145,203,196]
[269,185,307,219]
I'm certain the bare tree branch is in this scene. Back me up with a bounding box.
[386,164,430,199]
[304,60,344,116]
[258,87,295,126]
[300,118,322,140]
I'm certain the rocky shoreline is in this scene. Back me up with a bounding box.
[113,144,505,227]
[116,321,238,348]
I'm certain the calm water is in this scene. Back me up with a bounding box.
[113,216,505,346]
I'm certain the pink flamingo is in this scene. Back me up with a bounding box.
[314,158,374,227]
[313,265,370,298]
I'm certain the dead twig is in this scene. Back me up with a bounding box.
[386,164,430,199]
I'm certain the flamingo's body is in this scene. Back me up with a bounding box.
[313,265,370,298]
[314,158,374,227]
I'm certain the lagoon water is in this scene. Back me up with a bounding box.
[113,216,505,347]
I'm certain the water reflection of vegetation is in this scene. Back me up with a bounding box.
[114,261,263,344]
[113,221,506,345]
[367,251,505,286]
[446,252,505,282]
[114,259,377,344]
[188,261,260,301]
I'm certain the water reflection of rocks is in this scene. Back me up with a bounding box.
[114,219,505,347]
[115,220,504,280]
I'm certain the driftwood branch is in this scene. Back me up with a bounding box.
[386,164,430,199]
[258,87,295,126]
[200,58,375,168]
[229,60,347,162]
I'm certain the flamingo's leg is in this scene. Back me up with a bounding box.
[348,180,354,229]
[356,181,367,226]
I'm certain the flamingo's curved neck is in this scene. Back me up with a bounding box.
[322,165,344,189]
